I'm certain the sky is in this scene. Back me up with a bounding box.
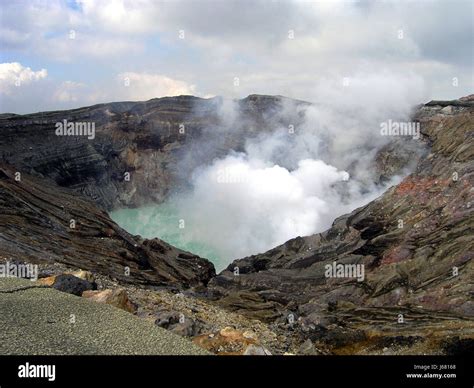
[0,0,472,113]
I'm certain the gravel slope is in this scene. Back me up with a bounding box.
[0,277,209,355]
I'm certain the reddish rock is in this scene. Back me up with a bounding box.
[193,327,259,355]
[82,288,137,313]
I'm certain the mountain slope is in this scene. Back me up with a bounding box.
[0,163,214,287]
[0,95,307,210]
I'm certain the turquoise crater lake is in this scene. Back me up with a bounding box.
[109,204,226,271]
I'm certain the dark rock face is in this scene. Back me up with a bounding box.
[0,163,215,288]
[154,310,202,337]
[208,96,474,351]
[0,94,409,211]
[0,95,307,211]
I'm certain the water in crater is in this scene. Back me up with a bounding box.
[109,203,226,271]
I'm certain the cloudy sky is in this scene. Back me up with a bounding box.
[0,0,472,113]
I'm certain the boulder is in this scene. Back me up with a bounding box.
[154,311,180,328]
[298,339,322,355]
[36,276,57,287]
[192,327,262,355]
[82,288,137,313]
[52,274,95,296]
[170,319,200,337]
[219,326,245,341]
[154,310,201,337]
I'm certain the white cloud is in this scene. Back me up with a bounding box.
[117,72,196,100]
[53,81,86,102]
[0,28,30,48]
[38,34,143,62]
[0,0,472,112]
[0,66,198,113]
[0,63,47,94]
[78,0,160,34]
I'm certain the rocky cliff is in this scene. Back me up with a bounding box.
[0,95,307,210]
[0,163,214,287]
[0,94,413,211]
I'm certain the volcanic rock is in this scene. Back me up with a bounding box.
[0,164,215,288]
[82,288,137,313]
[51,274,95,296]
[0,96,307,210]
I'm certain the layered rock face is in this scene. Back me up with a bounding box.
[208,96,474,351]
[0,164,214,287]
[0,95,306,210]
[0,94,413,211]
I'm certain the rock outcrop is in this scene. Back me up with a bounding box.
[82,288,137,313]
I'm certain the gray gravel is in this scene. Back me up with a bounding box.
[0,277,209,355]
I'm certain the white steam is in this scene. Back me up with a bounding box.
[171,73,425,269]
[176,156,353,259]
